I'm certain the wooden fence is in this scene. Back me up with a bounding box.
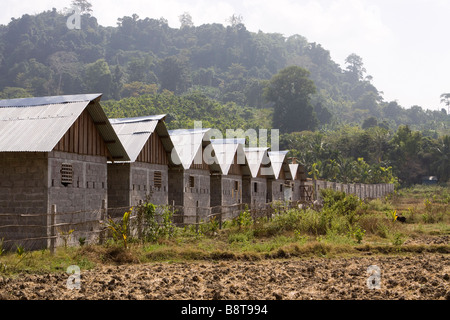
[0,182,394,251]
[0,201,296,251]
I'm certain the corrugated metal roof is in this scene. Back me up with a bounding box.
[169,128,211,170]
[109,115,167,162]
[109,114,166,125]
[0,101,89,152]
[244,147,270,178]
[0,94,129,161]
[0,93,102,107]
[210,138,246,175]
[268,150,289,179]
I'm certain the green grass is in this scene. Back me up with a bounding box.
[0,185,448,276]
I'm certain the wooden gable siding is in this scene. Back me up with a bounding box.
[190,146,209,170]
[136,131,168,165]
[228,153,242,176]
[53,109,109,157]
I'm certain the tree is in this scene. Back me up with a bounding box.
[389,125,425,185]
[432,135,450,183]
[120,82,158,98]
[440,93,450,114]
[227,14,244,28]
[313,102,332,125]
[0,87,32,99]
[362,116,378,129]
[84,59,112,97]
[345,53,366,82]
[48,51,79,95]
[179,12,194,29]
[264,66,317,133]
[159,56,191,94]
[70,0,93,14]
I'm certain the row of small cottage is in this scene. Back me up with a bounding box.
[0,94,396,249]
[0,94,312,248]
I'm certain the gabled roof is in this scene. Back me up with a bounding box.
[0,93,129,161]
[210,138,246,175]
[109,114,173,162]
[168,128,211,170]
[268,150,290,180]
[244,147,270,178]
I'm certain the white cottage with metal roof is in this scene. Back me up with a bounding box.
[0,94,128,249]
[209,139,247,208]
[267,150,293,202]
[242,147,271,208]
[107,115,174,209]
[168,128,212,223]
[288,161,309,202]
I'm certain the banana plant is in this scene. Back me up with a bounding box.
[106,208,133,249]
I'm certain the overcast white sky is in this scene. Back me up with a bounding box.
[1,0,449,111]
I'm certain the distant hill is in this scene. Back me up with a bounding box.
[0,8,448,133]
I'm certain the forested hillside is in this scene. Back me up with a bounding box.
[0,5,449,185]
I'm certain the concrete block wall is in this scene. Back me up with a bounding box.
[169,168,210,220]
[221,175,242,206]
[107,163,131,208]
[0,151,110,250]
[130,163,168,206]
[242,176,252,206]
[290,182,301,202]
[48,151,107,214]
[268,179,286,202]
[211,174,243,207]
[250,177,267,209]
[210,175,222,207]
[168,169,184,207]
[0,152,48,249]
[0,152,48,214]
[48,151,107,249]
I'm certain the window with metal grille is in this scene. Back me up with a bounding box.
[189,176,195,188]
[61,163,73,186]
[154,171,162,189]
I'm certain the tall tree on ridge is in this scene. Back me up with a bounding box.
[264,66,318,133]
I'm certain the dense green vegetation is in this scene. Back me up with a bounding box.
[0,2,449,185]
[1,186,448,273]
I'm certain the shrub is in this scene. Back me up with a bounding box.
[234,206,253,229]
[351,225,366,244]
[391,232,406,246]
[137,202,176,242]
[271,208,302,232]
[320,189,361,218]
[78,237,86,247]
[199,216,220,236]
[228,231,253,244]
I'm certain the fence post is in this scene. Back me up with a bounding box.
[137,200,142,240]
[99,200,106,245]
[195,206,199,234]
[50,204,56,255]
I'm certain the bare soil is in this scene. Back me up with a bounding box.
[0,253,449,300]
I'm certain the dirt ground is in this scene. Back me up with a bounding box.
[0,253,448,300]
